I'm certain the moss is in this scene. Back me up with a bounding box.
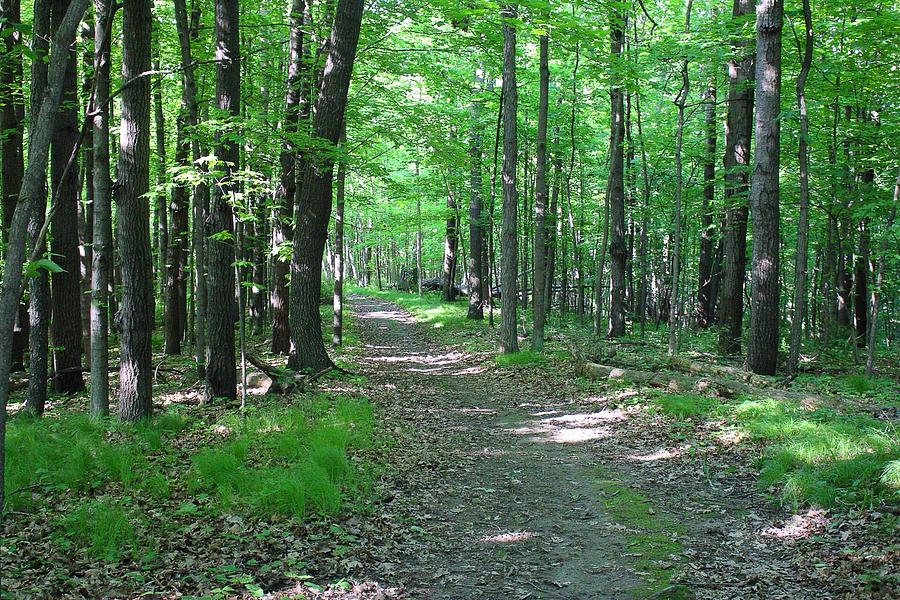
[595,470,686,597]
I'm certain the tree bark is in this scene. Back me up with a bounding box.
[467,68,485,320]
[442,178,459,301]
[697,82,716,328]
[746,0,783,376]
[0,0,89,525]
[532,34,549,351]
[118,0,154,419]
[607,9,626,339]
[49,0,85,395]
[499,4,519,354]
[90,0,113,417]
[718,0,755,355]
[788,0,812,374]
[866,170,898,374]
[272,0,306,355]
[0,0,28,372]
[206,0,241,399]
[333,131,346,347]
[289,0,364,372]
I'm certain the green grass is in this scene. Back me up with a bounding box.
[495,350,546,368]
[595,471,688,598]
[652,393,723,420]
[189,395,375,518]
[734,399,899,509]
[57,498,143,562]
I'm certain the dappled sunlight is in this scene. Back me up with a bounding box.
[355,308,417,324]
[762,510,828,540]
[627,447,686,462]
[480,530,534,543]
[505,410,627,444]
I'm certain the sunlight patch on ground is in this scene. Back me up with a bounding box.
[356,308,417,324]
[480,531,534,543]
[627,447,686,462]
[505,410,626,444]
[762,509,828,540]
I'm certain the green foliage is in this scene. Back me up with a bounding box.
[652,394,722,419]
[734,399,899,508]
[495,351,546,368]
[58,499,140,562]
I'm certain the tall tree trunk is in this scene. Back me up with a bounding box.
[0,0,28,372]
[118,0,154,419]
[467,68,485,320]
[746,0,783,376]
[718,0,755,355]
[24,0,51,415]
[788,0,812,374]
[697,82,716,328]
[271,0,306,355]
[289,0,364,372]
[854,219,869,347]
[442,178,459,301]
[607,9,626,338]
[90,0,113,417]
[532,33,549,351]
[153,46,168,301]
[499,4,519,354]
[206,0,240,399]
[0,0,89,524]
[50,0,84,394]
[668,0,692,356]
[163,113,190,354]
[333,131,346,347]
[866,170,898,374]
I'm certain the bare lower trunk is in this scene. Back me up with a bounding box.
[532,35,549,351]
[607,11,626,338]
[498,4,519,354]
[467,68,485,320]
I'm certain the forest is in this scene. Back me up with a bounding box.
[0,0,898,597]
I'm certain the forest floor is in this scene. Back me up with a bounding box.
[3,293,897,599]
[274,294,897,599]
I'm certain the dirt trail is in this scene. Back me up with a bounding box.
[346,295,825,599]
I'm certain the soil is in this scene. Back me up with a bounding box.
[282,295,840,599]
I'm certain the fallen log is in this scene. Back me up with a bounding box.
[575,361,754,398]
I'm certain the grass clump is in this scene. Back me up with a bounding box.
[653,393,722,420]
[735,399,899,508]
[192,396,376,519]
[495,351,546,368]
[58,498,141,562]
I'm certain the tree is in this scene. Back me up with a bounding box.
[118,0,154,420]
[90,0,113,417]
[532,33,550,351]
[746,0,784,376]
[49,0,84,395]
[788,0,812,374]
[607,7,626,339]
[0,0,89,526]
[289,0,364,372]
[333,126,346,347]
[206,0,241,399]
[718,0,755,355]
[498,4,519,354]
[467,68,485,321]
[696,82,716,329]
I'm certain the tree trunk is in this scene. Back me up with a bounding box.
[289,0,364,372]
[854,219,869,347]
[153,47,168,300]
[668,0,692,356]
[0,0,28,372]
[866,170,898,374]
[333,132,346,347]
[271,0,306,355]
[467,68,485,320]
[697,82,716,328]
[24,0,51,415]
[718,0,755,355]
[607,11,626,338]
[163,111,190,354]
[118,0,154,420]
[90,0,113,417]
[49,0,84,395]
[0,0,89,525]
[532,34,549,351]
[788,0,812,374]
[442,179,459,302]
[206,0,241,399]
[746,0,783,376]
[499,4,519,354]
